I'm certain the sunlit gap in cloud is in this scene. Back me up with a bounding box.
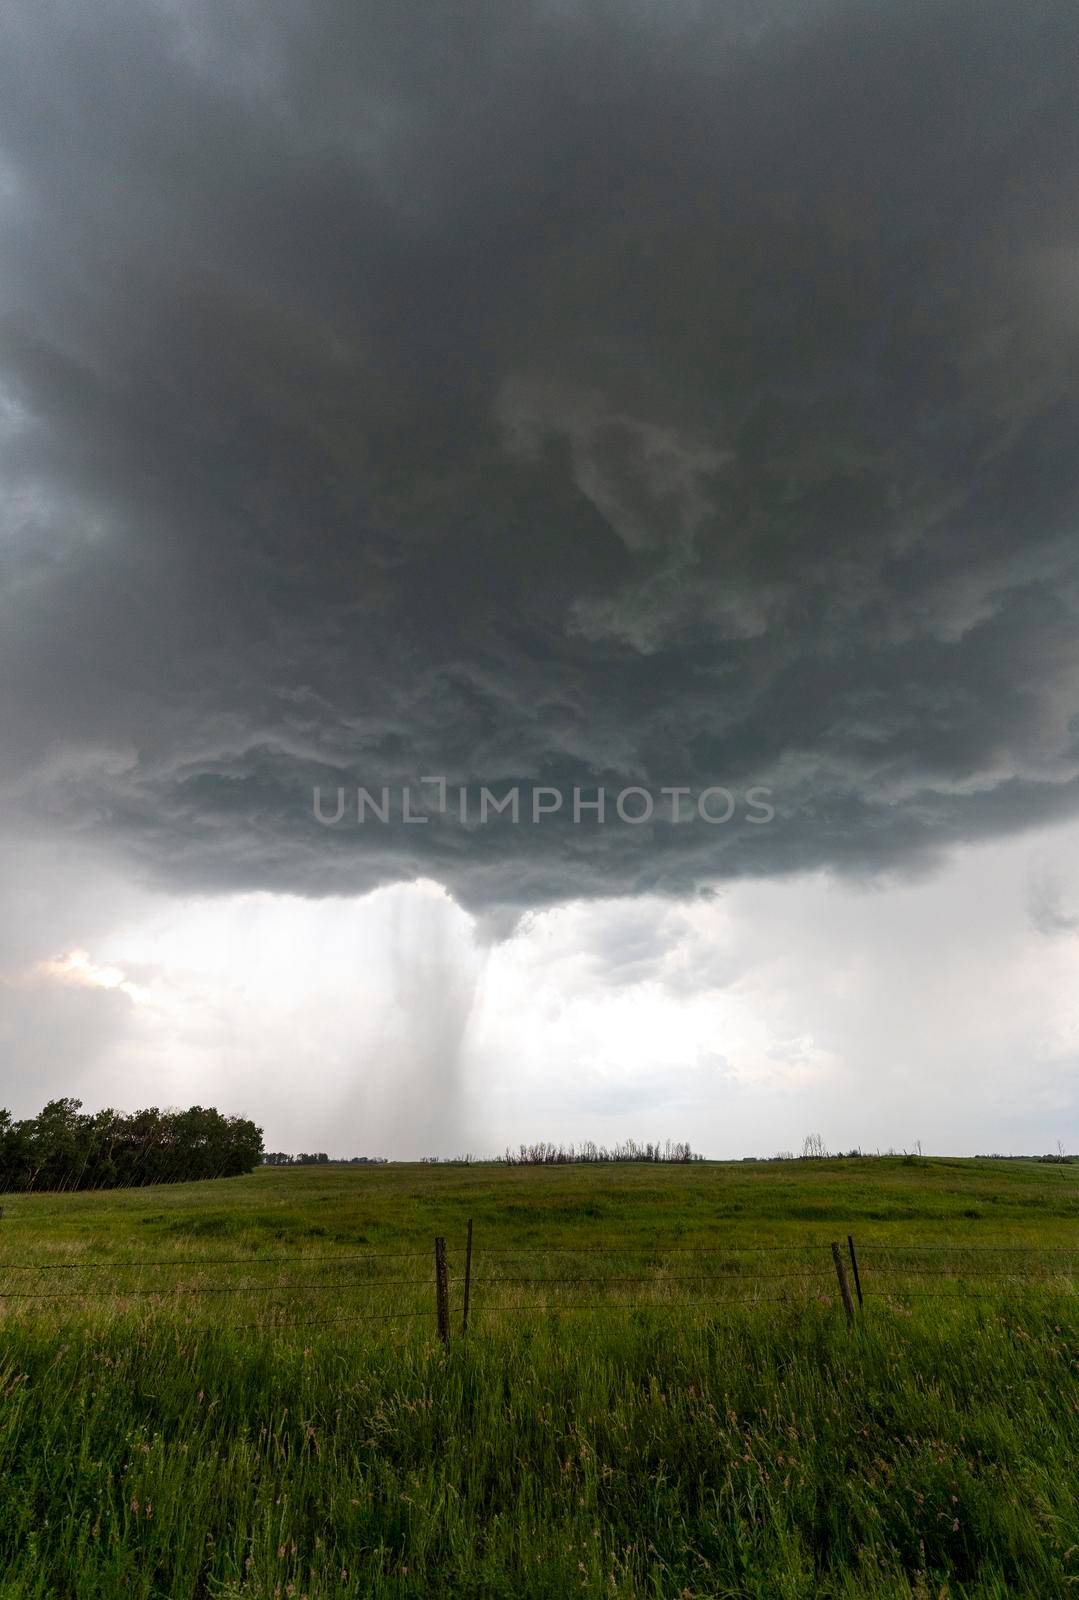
[35,949,150,1007]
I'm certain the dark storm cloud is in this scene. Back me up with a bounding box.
[3,0,1079,922]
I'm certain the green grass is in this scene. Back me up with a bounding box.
[1,1158,1077,1597]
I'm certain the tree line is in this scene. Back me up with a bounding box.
[501,1139,702,1165]
[261,1153,388,1165]
[0,1099,263,1192]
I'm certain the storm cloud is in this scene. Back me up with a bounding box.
[3,0,1079,927]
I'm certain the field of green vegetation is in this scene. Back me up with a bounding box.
[1,1157,1077,1598]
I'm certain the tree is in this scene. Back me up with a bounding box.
[0,1101,264,1193]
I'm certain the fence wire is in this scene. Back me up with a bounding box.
[0,1233,1074,1337]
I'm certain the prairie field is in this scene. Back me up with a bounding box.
[1,1157,1077,1599]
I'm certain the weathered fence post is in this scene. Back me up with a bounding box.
[462,1217,473,1334]
[434,1235,450,1346]
[831,1241,855,1326]
[846,1234,863,1308]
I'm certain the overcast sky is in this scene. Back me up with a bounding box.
[2,0,1078,1156]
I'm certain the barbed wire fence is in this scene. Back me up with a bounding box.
[0,1221,1076,1339]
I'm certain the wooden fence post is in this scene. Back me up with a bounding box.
[846,1234,863,1308]
[831,1241,855,1326]
[434,1236,450,1346]
[462,1218,473,1334]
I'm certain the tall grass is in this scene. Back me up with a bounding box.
[2,1297,1078,1597]
[1,1158,1077,1596]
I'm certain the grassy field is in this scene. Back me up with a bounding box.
[1,1157,1077,1598]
